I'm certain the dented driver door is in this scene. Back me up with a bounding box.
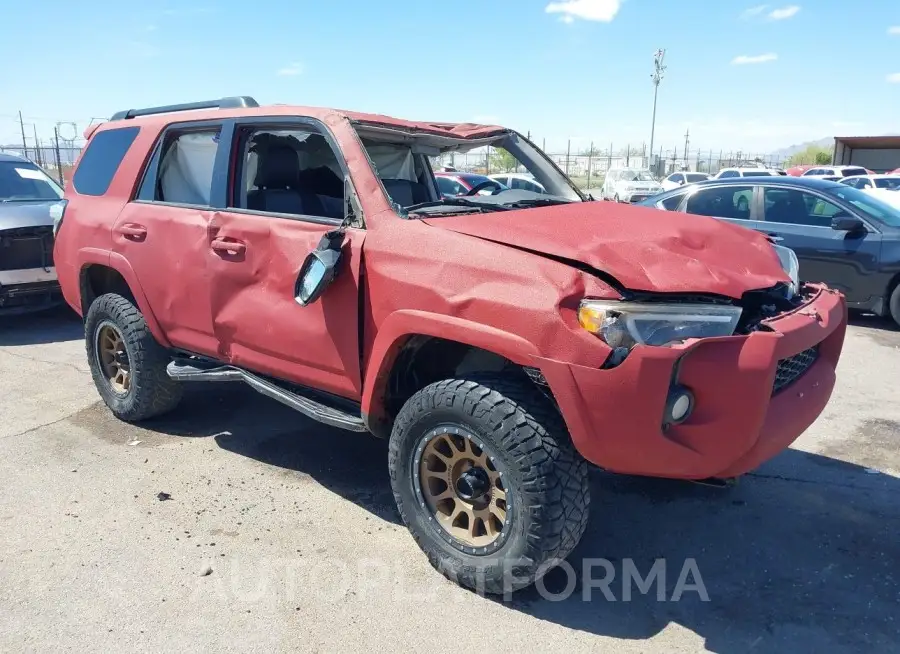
[205,118,366,401]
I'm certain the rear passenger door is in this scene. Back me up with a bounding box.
[205,117,366,399]
[113,121,226,356]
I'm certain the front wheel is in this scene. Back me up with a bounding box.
[85,293,182,422]
[388,375,590,594]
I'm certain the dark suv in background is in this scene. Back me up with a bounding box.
[0,153,65,315]
[640,177,900,326]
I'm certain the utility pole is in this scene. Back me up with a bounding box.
[18,111,28,159]
[683,129,690,170]
[32,125,42,167]
[648,49,667,175]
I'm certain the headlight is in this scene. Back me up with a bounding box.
[578,301,743,349]
[772,244,799,297]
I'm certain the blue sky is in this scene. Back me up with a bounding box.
[1,0,899,153]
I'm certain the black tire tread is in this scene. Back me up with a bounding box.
[85,293,182,422]
[389,373,590,594]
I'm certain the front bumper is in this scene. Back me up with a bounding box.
[538,285,847,479]
[620,191,662,203]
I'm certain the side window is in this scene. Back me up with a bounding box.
[719,170,738,179]
[230,127,345,220]
[73,126,140,196]
[685,186,753,219]
[860,179,873,189]
[670,173,684,184]
[510,177,526,189]
[141,129,221,206]
[763,188,843,227]
[525,181,544,193]
[659,193,684,211]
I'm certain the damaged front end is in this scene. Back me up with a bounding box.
[0,225,62,315]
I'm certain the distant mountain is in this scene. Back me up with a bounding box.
[770,137,833,159]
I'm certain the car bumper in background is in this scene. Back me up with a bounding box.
[0,268,63,315]
[538,285,847,479]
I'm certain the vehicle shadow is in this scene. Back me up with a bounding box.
[146,384,898,652]
[144,383,400,523]
[0,305,83,346]
[502,453,899,653]
[848,311,898,332]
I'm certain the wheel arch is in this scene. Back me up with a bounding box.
[361,310,540,437]
[79,252,170,347]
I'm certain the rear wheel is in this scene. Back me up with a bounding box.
[85,293,182,422]
[388,374,590,594]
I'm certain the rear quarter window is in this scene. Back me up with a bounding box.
[72,126,140,196]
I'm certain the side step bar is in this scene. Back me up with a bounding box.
[166,361,368,433]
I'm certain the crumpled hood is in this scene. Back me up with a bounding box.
[0,201,56,230]
[421,202,789,299]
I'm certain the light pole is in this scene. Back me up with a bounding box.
[648,49,666,173]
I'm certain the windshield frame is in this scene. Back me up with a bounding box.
[824,184,900,228]
[353,124,586,218]
[0,161,64,202]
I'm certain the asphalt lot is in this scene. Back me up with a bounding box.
[0,307,898,653]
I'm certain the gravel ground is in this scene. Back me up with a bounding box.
[0,307,898,654]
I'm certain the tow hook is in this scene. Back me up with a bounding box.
[689,477,738,489]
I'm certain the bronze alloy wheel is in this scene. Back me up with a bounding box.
[414,426,510,555]
[96,322,131,395]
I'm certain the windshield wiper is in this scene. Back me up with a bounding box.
[501,197,573,209]
[0,197,60,203]
[405,198,511,214]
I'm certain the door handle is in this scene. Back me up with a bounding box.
[765,232,783,242]
[117,223,147,241]
[210,237,246,257]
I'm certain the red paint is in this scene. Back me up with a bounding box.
[55,103,848,480]
[785,164,816,176]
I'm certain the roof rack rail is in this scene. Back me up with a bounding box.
[109,96,259,121]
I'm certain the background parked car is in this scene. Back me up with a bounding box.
[661,171,711,191]
[801,165,868,181]
[839,175,900,191]
[714,167,783,179]
[488,172,546,194]
[600,168,663,202]
[0,153,65,315]
[433,171,507,197]
[638,177,900,326]
[786,164,816,176]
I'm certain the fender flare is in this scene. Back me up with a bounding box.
[78,249,171,347]
[360,309,539,419]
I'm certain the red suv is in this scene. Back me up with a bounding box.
[54,97,847,593]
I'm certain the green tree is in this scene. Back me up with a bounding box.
[489,147,518,173]
[787,145,833,166]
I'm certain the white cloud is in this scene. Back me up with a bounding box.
[741,4,768,19]
[889,26,900,35]
[277,62,303,77]
[768,5,800,20]
[560,14,575,23]
[545,0,622,23]
[732,53,778,65]
[887,73,900,83]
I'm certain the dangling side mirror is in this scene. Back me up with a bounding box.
[295,232,344,306]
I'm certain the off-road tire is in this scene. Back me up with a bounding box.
[388,374,590,594]
[889,282,900,328]
[85,293,182,422]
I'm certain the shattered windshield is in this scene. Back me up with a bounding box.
[356,127,584,216]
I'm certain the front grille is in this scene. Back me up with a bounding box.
[772,346,819,395]
[0,226,54,271]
